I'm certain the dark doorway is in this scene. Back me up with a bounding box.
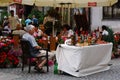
[74,8,91,34]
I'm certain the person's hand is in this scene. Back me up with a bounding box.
[43,33,47,37]
[36,46,42,49]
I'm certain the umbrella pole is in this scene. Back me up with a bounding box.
[67,3,71,25]
[60,3,64,25]
[61,5,64,25]
[52,20,55,37]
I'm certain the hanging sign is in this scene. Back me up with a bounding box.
[13,0,22,3]
[88,2,97,6]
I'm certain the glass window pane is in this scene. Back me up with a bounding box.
[103,4,120,19]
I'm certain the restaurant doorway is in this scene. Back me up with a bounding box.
[74,8,91,34]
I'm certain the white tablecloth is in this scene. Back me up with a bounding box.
[56,43,113,77]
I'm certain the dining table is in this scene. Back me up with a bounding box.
[56,43,113,77]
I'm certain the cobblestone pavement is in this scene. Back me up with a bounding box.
[0,58,120,80]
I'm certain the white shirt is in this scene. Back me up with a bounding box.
[68,29,74,37]
[102,30,109,36]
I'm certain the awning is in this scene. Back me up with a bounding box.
[21,0,118,8]
[0,0,117,7]
[0,0,21,7]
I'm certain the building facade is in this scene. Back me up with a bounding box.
[91,6,120,33]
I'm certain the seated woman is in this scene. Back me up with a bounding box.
[61,24,74,38]
[33,24,48,48]
[22,25,54,72]
[33,25,43,38]
[101,25,114,43]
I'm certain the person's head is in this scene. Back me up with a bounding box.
[16,24,22,30]
[34,26,39,31]
[26,25,35,35]
[102,25,107,31]
[40,24,45,32]
[62,24,70,31]
[10,10,14,16]
[32,15,35,18]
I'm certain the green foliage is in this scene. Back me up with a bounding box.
[28,9,44,24]
[102,27,114,44]
[0,9,8,26]
[58,38,64,44]
[21,19,25,27]
[0,21,2,26]
[102,27,116,53]
[106,27,114,44]
[1,10,8,20]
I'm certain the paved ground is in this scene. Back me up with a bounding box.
[0,58,120,80]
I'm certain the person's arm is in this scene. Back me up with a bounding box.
[15,15,20,24]
[43,17,47,25]
[34,46,41,49]
[28,36,42,49]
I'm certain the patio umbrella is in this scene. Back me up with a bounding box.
[0,0,21,7]
[0,0,13,6]
[21,0,118,36]
[21,0,118,8]
[21,0,118,24]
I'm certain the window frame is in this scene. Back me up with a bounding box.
[103,5,120,20]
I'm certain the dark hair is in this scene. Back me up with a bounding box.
[62,24,71,30]
[56,32,60,36]
[33,23,39,27]
[10,10,14,13]
[102,25,107,30]
[28,22,32,25]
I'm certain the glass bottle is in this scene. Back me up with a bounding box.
[54,62,58,74]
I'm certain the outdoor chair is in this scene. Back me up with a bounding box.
[13,34,21,48]
[20,39,49,73]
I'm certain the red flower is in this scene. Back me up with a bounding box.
[10,39,14,43]
[0,52,19,67]
[0,52,7,64]
[114,33,120,42]
[61,36,67,41]
[38,39,43,43]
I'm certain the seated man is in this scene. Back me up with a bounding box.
[22,25,54,72]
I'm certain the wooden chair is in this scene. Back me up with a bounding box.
[13,34,20,48]
[50,36,56,51]
[20,39,49,73]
